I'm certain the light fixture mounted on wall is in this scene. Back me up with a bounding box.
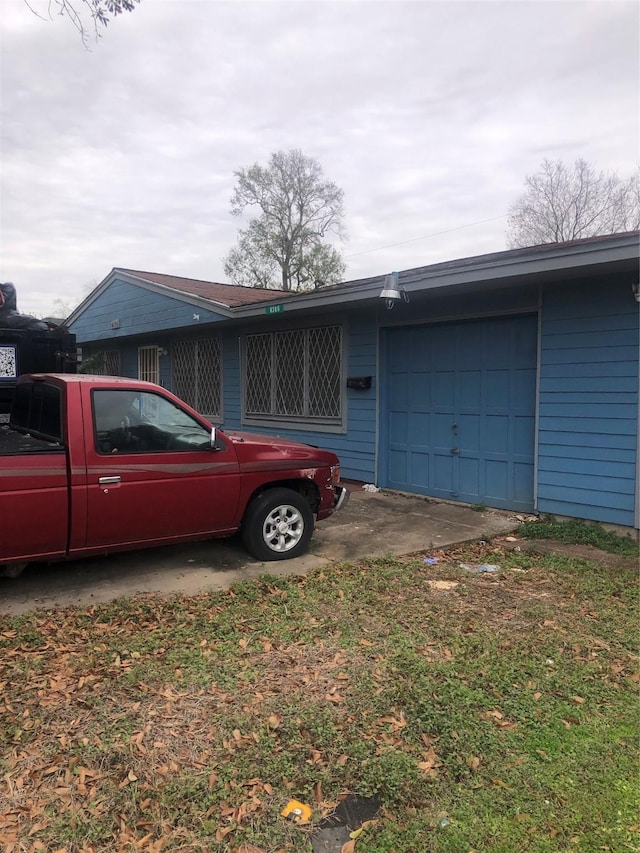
[379,272,409,310]
[632,282,640,303]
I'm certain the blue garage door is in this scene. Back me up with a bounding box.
[381,315,538,511]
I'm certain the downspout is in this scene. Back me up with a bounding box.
[533,281,543,514]
[635,290,640,529]
[374,319,381,487]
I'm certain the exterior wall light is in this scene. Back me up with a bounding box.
[379,272,409,310]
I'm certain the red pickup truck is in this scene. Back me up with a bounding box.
[1,374,348,578]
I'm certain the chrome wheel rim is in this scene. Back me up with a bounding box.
[262,503,304,553]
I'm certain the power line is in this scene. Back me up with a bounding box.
[345,213,508,259]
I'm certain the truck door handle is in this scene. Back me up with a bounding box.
[99,476,121,484]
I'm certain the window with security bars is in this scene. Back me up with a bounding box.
[86,350,121,375]
[172,338,221,418]
[138,346,159,385]
[245,326,342,423]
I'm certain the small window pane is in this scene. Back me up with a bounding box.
[246,334,272,414]
[275,330,304,416]
[308,327,341,417]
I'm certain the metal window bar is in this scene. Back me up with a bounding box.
[138,346,159,385]
[308,326,341,417]
[275,330,304,415]
[172,339,221,417]
[104,350,121,376]
[246,334,273,414]
[245,326,342,420]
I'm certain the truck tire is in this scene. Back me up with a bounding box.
[242,488,314,561]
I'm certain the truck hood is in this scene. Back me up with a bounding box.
[224,430,338,466]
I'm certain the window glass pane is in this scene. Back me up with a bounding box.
[195,339,221,416]
[246,334,272,414]
[275,330,304,416]
[173,340,197,408]
[92,389,209,454]
[12,382,62,440]
[308,326,341,417]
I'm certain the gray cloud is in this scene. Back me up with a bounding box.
[1,0,637,316]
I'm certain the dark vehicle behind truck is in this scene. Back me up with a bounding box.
[0,283,77,420]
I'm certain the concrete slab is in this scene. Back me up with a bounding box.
[312,486,519,562]
[0,486,520,615]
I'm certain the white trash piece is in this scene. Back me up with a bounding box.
[362,483,380,493]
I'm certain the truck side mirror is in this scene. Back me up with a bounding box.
[210,426,221,451]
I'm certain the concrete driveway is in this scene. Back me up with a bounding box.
[0,486,519,615]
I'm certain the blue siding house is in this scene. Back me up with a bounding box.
[67,232,640,530]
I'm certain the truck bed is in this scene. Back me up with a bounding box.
[0,425,64,455]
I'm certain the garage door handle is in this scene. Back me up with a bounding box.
[450,448,460,455]
[99,476,121,484]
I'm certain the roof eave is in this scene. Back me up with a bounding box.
[232,232,640,317]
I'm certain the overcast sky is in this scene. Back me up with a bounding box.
[0,0,638,317]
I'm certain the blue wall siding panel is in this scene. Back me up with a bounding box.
[71,279,227,343]
[121,347,139,378]
[537,277,639,526]
[220,330,241,428]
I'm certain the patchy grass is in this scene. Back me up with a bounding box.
[517,516,639,557]
[1,538,638,853]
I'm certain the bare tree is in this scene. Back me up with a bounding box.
[506,159,640,248]
[24,0,141,46]
[224,149,346,291]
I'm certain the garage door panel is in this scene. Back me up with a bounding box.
[410,373,431,410]
[408,412,430,446]
[382,315,537,511]
[389,449,408,484]
[516,330,538,362]
[486,337,513,367]
[409,452,429,488]
[485,414,509,452]
[485,371,510,408]
[459,457,480,497]
[459,414,480,451]
[433,453,454,492]
[485,460,508,500]
[431,327,455,363]
[433,372,455,406]
[390,411,408,443]
[458,371,482,407]
[412,332,432,366]
[390,373,409,407]
[514,462,535,504]
[459,324,484,361]
[514,415,535,452]
[433,412,454,446]
[513,368,537,408]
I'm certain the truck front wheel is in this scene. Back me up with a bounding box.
[242,488,314,561]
